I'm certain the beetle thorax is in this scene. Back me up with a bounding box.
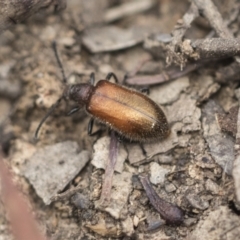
[63,83,94,105]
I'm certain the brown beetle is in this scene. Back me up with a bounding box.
[35,43,170,142]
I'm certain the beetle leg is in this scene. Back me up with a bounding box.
[115,132,124,143]
[88,118,94,135]
[122,74,128,84]
[88,118,103,136]
[90,72,95,85]
[106,72,119,83]
[67,107,80,116]
[139,143,147,156]
[140,87,150,95]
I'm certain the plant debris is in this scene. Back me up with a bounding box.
[1,0,240,239]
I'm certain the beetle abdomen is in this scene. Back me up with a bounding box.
[86,80,169,142]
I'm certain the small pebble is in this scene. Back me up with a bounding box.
[186,194,209,210]
[165,182,177,193]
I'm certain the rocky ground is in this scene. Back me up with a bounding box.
[1,0,240,239]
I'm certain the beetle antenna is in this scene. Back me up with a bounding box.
[52,41,67,84]
[34,97,63,139]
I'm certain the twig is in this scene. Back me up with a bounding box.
[125,61,201,85]
[0,0,66,33]
[104,0,155,23]
[99,131,119,205]
[190,38,240,60]
[192,0,233,38]
[0,148,47,240]
[50,185,83,202]
[139,175,184,225]
[166,2,199,66]
[170,2,199,48]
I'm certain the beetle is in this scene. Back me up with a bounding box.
[35,43,170,142]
